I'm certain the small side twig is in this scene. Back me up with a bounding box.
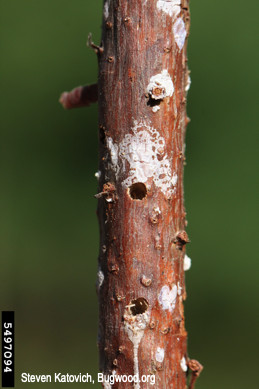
[94,183,116,203]
[59,83,98,109]
[188,359,203,389]
[87,33,104,55]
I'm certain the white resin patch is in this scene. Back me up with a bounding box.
[158,285,178,312]
[171,172,178,186]
[97,269,104,290]
[152,105,160,113]
[107,137,118,167]
[95,171,101,180]
[147,70,174,100]
[173,18,186,50]
[124,311,150,389]
[184,254,191,271]
[180,356,188,372]
[185,74,191,92]
[103,0,110,20]
[155,347,165,363]
[157,0,181,20]
[107,121,177,197]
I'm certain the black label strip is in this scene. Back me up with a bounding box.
[2,311,15,387]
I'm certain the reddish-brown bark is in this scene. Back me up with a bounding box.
[96,1,192,388]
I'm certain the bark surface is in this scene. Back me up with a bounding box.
[97,1,191,388]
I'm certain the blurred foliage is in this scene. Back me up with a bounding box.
[0,0,258,388]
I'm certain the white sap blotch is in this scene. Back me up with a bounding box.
[185,74,191,92]
[154,207,161,214]
[173,18,186,50]
[107,121,176,197]
[171,172,178,186]
[155,347,165,363]
[103,382,112,389]
[103,0,110,20]
[158,285,178,312]
[180,356,188,372]
[107,137,118,167]
[177,281,182,296]
[124,311,150,389]
[147,70,174,100]
[152,105,160,113]
[95,171,101,180]
[184,254,191,271]
[97,269,104,290]
[157,0,181,20]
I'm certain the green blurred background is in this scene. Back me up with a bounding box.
[0,1,258,388]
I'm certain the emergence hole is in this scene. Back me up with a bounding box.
[147,96,162,108]
[129,183,147,200]
[130,297,149,316]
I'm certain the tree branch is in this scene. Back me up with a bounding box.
[59,83,98,109]
[188,359,203,389]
